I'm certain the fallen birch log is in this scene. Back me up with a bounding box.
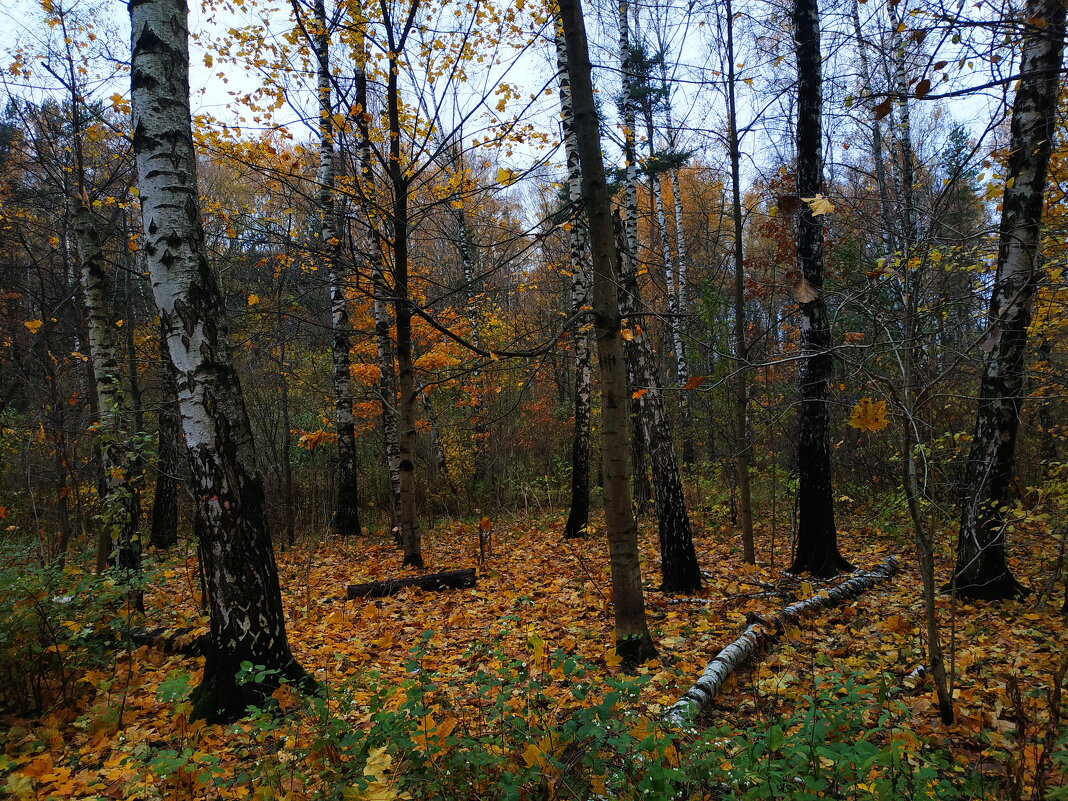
[663,557,898,726]
[345,567,477,600]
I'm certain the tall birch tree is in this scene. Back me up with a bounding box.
[789,0,853,577]
[953,0,1066,600]
[129,0,308,721]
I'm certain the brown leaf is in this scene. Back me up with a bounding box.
[787,272,820,304]
[980,325,1001,354]
[874,98,892,120]
[933,60,948,70]
[914,79,931,99]
[682,375,706,391]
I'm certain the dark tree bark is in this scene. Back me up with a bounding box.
[953,0,1066,600]
[150,322,180,550]
[130,0,308,721]
[789,0,853,578]
[346,568,477,599]
[382,2,424,568]
[557,0,656,667]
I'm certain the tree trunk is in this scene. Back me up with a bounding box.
[130,0,307,721]
[72,201,140,575]
[616,0,701,594]
[150,321,180,550]
[308,0,361,538]
[350,49,404,533]
[382,10,423,568]
[789,0,853,578]
[346,568,477,599]
[555,29,593,540]
[557,0,656,667]
[726,0,755,565]
[954,0,1065,600]
[664,558,898,725]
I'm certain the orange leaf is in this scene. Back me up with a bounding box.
[631,389,649,400]
[682,375,706,390]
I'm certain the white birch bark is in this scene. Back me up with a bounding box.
[664,558,899,725]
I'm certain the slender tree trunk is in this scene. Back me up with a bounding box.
[617,0,701,594]
[73,202,140,575]
[557,0,656,666]
[556,30,593,539]
[850,0,894,257]
[640,109,693,467]
[789,0,853,577]
[954,0,1065,600]
[726,0,755,564]
[130,0,307,721]
[383,11,423,568]
[307,0,361,537]
[349,47,404,533]
[150,322,180,550]
[456,204,487,485]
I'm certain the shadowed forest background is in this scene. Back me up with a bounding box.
[0,0,1066,797]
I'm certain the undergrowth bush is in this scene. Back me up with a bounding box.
[0,545,139,715]
[120,635,990,800]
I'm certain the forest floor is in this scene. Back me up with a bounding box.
[2,508,1066,800]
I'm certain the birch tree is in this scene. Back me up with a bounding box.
[789,0,853,577]
[555,29,593,540]
[954,0,1066,600]
[129,0,308,721]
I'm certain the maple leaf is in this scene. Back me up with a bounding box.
[247,293,260,306]
[23,319,43,334]
[802,194,834,216]
[847,397,889,432]
[631,389,649,400]
[682,375,706,390]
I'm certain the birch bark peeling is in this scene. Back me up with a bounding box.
[664,557,898,726]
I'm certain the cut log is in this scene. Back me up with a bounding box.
[345,568,477,600]
[128,626,207,656]
[663,557,898,726]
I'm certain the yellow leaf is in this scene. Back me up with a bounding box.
[522,742,545,768]
[802,194,834,215]
[495,167,518,185]
[248,293,260,306]
[847,397,889,432]
[24,319,43,333]
[620,328,634,341]
[604,649,623,668]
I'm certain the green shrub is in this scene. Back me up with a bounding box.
[0,545,134,715]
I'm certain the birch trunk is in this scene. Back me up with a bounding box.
[555,29,593,540]
[308,0,361,537]
[954,0,1065,600]
[130,0,307,721]
[73,201,140,574]
[350,46,404,532]
[789,0,853,577]
[150,322,180,550]
[457,204,487,484]
[726,0,755,564]
[383,11,423,568]
[557,0,656,667]
[664,558,898,725]
[618,0,701,594]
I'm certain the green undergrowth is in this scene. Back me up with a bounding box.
[110,637,997,801]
